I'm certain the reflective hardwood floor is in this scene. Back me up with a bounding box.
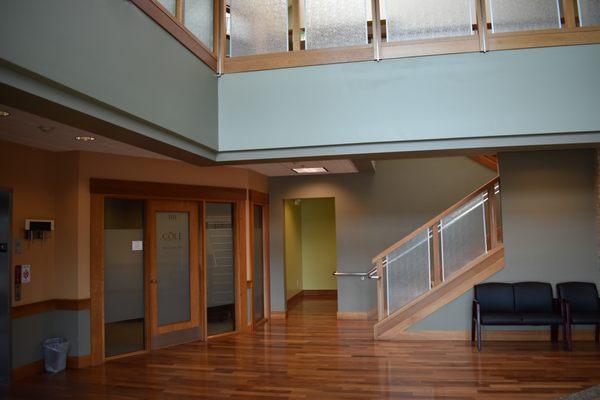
[7,296,600,399]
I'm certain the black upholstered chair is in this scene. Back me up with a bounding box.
[472,282,568,351]
[557,282,600,345]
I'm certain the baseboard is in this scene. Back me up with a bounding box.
[337,308,377,321]
[67,355,91,369]
[385,329,597,342]
[270,311,287,319]
[286,291,304,307]
[11,360,43,381]
[11,354,92,381]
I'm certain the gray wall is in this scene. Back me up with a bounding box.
[412,149,600,331]
[0,0,218,151]
[219,45,600,154]
[269,157,496,312]
[11,309,89,369]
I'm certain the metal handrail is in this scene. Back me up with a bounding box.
[333,266,380,280]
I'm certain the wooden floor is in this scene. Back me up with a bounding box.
[8,296,600,399]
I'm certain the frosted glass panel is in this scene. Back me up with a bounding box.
[386,230,430,315]
[578,0,600,26]
[441,193,487,279]
[156,212,191,326]
[185,0,214,51]
[104,199,145,358]
[253,206,264,323]
[385,0,476,42]
[230,0,288,56]
[305,0,368,50]
[488,0,562,33]
[158,0,176,15]
[206,203,236,335]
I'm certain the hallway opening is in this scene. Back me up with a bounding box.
[284,198,337,312]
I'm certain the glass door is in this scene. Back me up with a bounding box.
[147,201,200,347]
[103,198,146,358]
[252,205,265,324]
[205,203,236,336]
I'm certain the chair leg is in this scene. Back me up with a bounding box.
[471,319,476,342]
[476,320,482,352]
[563,323,572,351]
[550,325,558,343]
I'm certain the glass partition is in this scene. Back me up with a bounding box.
[104,199,145,358]
[158,0,176,15]
[487,0,562,33]
[253,205,265,323]
[155,212,191,326]
[305,0,369,49]
[229,0,289,56]
[384,0,476,42]
[577,0,600,26]
[206,203,236,335]
[440,193,487,280]
[185,0,214,51]
[386,230,431,315]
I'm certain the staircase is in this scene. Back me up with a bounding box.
[372,177,505,340]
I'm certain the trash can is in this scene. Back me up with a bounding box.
[43,338,70,373]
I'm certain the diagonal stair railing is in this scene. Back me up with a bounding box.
[372,177,503,329]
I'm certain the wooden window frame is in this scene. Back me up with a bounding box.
[90,179,249,365]
[131,0,219,72]
[248,190,271,330]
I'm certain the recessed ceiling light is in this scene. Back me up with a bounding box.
[0,110,10,117]
[75,136,95,142]
[292,167,328,174]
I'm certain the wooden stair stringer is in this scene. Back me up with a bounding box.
[374,245,505,341]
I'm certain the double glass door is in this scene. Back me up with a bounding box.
[103,199,237,358]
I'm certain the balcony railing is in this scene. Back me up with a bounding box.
[135,0,600,74]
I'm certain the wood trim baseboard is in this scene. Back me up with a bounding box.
[270,311,287,319]
[11,360,43,381]
[11,355,91,381]
[386,329,597,342]
[337,308,378,321]
[89,179,246,201]
[11,298,91,319]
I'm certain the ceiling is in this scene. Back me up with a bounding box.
[238,159,359,176]
[0,104,367,177]
[0,105,172,160]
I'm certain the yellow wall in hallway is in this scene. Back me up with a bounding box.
[284,200,303,300]
[300,198,337,291]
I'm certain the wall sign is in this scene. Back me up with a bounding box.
[21,264,31,283]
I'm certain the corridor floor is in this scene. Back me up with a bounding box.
[7,296,600,399]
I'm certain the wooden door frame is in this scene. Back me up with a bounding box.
[90,179,247,365]
[249,190,270,330]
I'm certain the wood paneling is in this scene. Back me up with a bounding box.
[130,0,218,71]
[90,179,246,201]
[90,194,104,366]
[249,190,269,205]
[9,297,600,399]
[337,308,377,321]
[11,299,91,319]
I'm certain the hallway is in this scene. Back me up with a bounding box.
[7,296,600,399]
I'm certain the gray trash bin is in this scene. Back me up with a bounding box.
[43,338,70,373]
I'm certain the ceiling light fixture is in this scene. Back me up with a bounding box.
[75,136,96,142]
[292,167,328,174]
[0,110,10,117]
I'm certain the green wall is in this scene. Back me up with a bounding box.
[284,200,303,300]
[301,199,337,291]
